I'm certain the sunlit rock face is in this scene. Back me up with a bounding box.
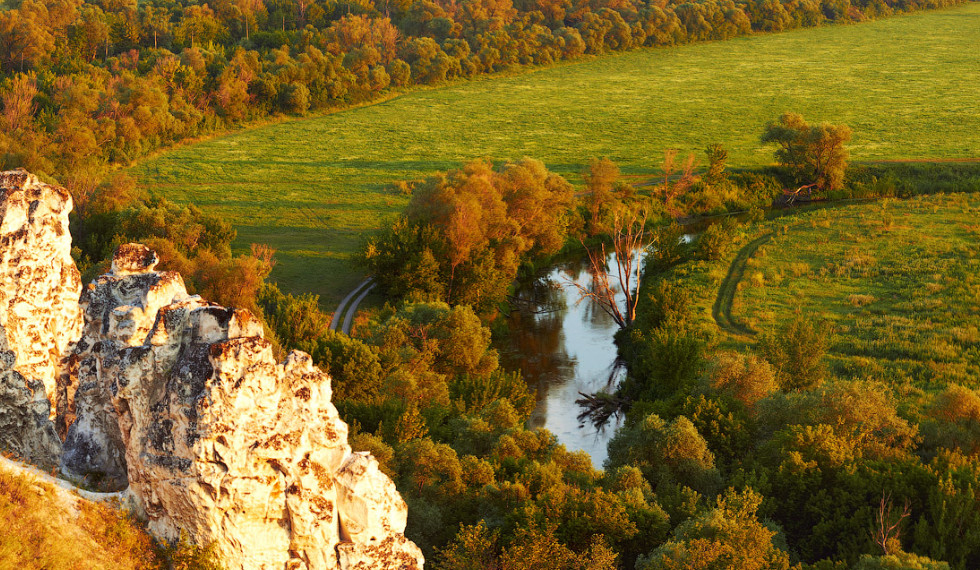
[59,239,424,569]
[0,166,424,569]
[0,169,80,466]
[60,243,190,489]
[0,327,63,466]
[109,274,424,569]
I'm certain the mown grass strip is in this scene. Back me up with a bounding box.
[713,233,773,336]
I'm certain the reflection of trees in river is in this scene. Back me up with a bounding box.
[499,273,576,429]
[560,251,625,330]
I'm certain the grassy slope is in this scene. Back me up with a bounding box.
[131,4,980,308]
[0,464,158,569]
[730,194,980,392]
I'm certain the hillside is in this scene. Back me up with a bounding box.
[130,3,980,306]
[0,456,178,570]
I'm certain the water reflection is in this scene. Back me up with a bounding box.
[499,252,632,468]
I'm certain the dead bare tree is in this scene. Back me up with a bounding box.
[782,183,819,205]
[871,492,911,555]
[574,203,648,329]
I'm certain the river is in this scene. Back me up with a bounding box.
[498,252,634,468]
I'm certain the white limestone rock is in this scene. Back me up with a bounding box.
[60,245,191,489]
[0,169,79,465]
[0,326,62,466]
[335,453,423,570]
[0,166,425,569]
[112,296,423,569]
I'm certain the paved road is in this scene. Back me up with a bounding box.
[341,282,376,335]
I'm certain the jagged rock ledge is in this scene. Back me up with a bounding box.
[0,170,423,570]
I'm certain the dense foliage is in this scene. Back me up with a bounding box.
[603,194,980,568]
[359,158,576,314]
[761,112,852,193]
[0,0,966,195]
[69,173,276,313]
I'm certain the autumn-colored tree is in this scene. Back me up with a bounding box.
[1,73,38,131]
[366,159,573,312]
[706,351,778,409]
[583,157,619,236]
[761,112,852,192]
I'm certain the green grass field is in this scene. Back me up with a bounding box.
[131,3,980,308]
[718,194,980,393]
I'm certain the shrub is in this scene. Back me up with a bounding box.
[696,220,737,261]
[606,413,722,494]
[707,351,778,409]
[757,314,831,391]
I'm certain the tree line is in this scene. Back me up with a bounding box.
[0,0,965,196]
[0,0,960,299]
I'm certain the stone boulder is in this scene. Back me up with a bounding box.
[0,169,80,465]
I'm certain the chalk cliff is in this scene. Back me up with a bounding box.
[60,243,191,490]
[0,170,423,569]
[0,169,79,466]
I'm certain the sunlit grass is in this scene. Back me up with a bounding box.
[131,3,980,306]
[0,463,222,570]
[732,193,980,390]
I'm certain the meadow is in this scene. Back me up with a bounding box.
[131,3,980,307]
[718,193,980,394]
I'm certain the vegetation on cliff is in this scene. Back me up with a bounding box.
[0,463,219,570]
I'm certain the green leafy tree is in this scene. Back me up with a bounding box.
[636,488,792,570]
[757,314,831,391]
[703,143,729,186]
[606,413,722,494]
[761,112,852,192]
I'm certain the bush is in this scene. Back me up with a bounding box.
[706,351,778,409]
[279,81,310,115]
[696,220,737,261]
[621,318,707,401]
[606,413,722,494]
[757,314,831,391]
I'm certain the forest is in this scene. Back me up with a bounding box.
[2,0,980,568]
[1,0,969,301]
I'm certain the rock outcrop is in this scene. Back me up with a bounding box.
[61,243,189,490]
[0,327,63,466]
[98,250,423,569]
[0,169,80,466]
[0,168,423,569]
